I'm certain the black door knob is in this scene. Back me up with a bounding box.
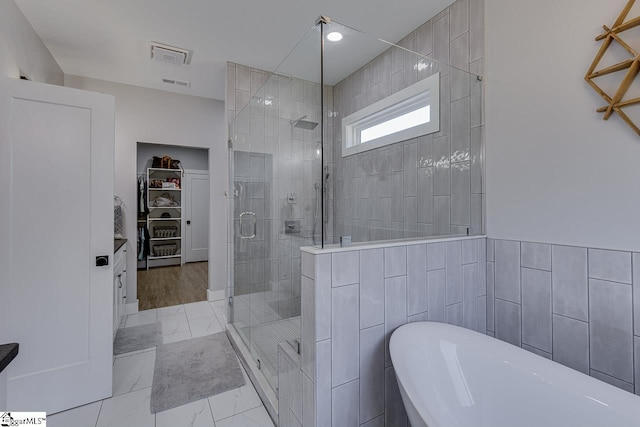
[187,220,191,225]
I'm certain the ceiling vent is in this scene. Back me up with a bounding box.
[162,78,191,88]
[151,42,192,65]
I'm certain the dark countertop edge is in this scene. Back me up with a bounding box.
[114,238,127,253]
[0,343,18,374]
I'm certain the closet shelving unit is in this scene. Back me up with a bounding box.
[146,167,184,269]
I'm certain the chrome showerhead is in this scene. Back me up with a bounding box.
[290,115,319,130]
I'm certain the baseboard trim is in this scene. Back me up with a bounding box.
[207,289,225,302]
[124,300,139,315]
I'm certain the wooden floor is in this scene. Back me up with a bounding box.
[137,262,208,310]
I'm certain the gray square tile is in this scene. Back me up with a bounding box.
[360,249,385,329]
[332,251,359,287]
[463,264,478,331]
[332,379,359,427]
[407,244,428,315]
[417,168,434,224]
[495,240,521,303]
[553,314,589,374]
[521,267,552,353]
[403,143,418,197]
[385,367,408,427]
[360,325,385,423]
[521,242,551,271]
[428,269,446,322]
[446,302,463,327]
[495,299,521,346]
[433,14,450,72]
[385,276,407,366]
[427,242,446,270]
[384,246,407,278]
[332,284,360,386]
[446,240,463,305]
[588,248,632,284]
[589,278,633,383]
[470,125,483,193]
[552,245,588,321]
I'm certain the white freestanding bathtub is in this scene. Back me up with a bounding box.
[390,322,640,427]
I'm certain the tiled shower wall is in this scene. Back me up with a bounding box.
[332,0,485,243]
[487,238,640,394]
[297,236,486,427]
[226,62,332,327]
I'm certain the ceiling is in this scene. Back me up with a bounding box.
[16,0,454,100]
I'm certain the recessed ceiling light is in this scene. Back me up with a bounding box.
[327,32,343,42]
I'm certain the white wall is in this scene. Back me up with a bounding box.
[0,0,63,84]
[137,143,209,173]
[65,75,227,304]
[485,0,640,252]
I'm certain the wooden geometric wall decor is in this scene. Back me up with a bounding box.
[585,0,640,135]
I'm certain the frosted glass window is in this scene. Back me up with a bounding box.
[342,73,440,157]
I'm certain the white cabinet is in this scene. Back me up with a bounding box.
[113,245,127,338]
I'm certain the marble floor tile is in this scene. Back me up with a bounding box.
[189,315,224,338]
[48,400,102,427]
[156,399,215,427]
[112,350,156,396]
[158,312,190,336]
[215,406,275,427]
[185,301,215,321]
[158,304,186,317]
[96,387,155,427]
[208,380,262,421]
[161,330,193,344]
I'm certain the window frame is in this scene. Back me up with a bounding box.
[341,72,440,157]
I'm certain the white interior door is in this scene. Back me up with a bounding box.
[0,78,114,414]
[185,171,209,263]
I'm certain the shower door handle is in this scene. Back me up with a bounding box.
[239,211,257,239]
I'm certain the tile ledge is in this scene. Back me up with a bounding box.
[301,235,486,255]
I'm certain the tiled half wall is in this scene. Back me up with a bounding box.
[293,236,486,427]
[487,238,640,395]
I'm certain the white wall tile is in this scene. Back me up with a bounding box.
[360,249,385,329]
[553,314,589,375]
[495,299,521,347]
[316,340,332,427]
[589,278,633,383]
[521,242,551,271]
[521,268,552,353]
[407,244,428,315]
[588,249,632,284]
[384,246,407,278]
[385,276,407,366]
[463,264,478,330]
[494,240,521,303]
[384,367,408,427]
[446,241,463,304]
[359,325,385,423]
[428,269,446,322]
[427,242,446,270]
[332,380,359,427]
[332,284,360,386]
[552,245,588,321]
[332,251,359,287]
[302,276,316,379]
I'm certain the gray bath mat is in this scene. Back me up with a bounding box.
[113,323,159,355]
[150,332,246,413]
